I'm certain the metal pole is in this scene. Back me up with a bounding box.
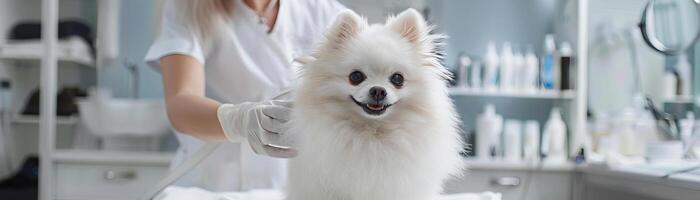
[39,0,58,199]
[574,0,590,156]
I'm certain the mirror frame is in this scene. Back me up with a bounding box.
[638,0,700,55]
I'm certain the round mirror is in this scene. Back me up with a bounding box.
[639,0,700,55]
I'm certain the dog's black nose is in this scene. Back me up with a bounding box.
[369,87,387,101]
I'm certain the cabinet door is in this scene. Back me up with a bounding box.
[56,163,168,200]
[444,169,573,200]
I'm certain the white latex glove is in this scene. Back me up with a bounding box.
[217,100,296,158]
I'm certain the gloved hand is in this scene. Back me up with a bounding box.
[217,100,296,158]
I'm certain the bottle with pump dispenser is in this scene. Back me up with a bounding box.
[499,42,514,92]
[483,42,500,91]
[542,34,557,90]
[542,107,567,164]
[476,104,503,160]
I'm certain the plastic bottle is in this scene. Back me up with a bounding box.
[542,107,567,164]
[524,46,539,92]
[513,47,525,91]
[524,120,540,162]
[457,54,471,88]
[504,120,523,162]
[541,34,557,90]
[559,42,574,90]
[500,42,514,91]
[476,104,503,160]
[483,42,500,91]
[616,108,639,156]
[471,61,482,90]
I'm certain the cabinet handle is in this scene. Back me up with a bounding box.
[103,169,137,181]
[490,176,521,187]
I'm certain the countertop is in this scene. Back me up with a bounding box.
[465,159,700,188]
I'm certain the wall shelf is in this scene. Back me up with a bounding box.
[0,37,95,67]
[662,95,694,104]
[12,115,78,125]
[53,150,173,165]
[449,88,576,100]
[464,159,576,172]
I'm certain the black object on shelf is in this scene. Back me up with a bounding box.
[0,156,38,200]
[21,87,87,116]
[8,20,95,58]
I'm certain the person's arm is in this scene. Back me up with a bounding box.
[160,54,227,141]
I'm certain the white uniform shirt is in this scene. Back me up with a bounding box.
[145,0,344,191]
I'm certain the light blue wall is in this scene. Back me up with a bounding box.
[100,0,163,99]
[427,0,559,68]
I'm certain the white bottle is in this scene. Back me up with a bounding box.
[500,42,514,92]
[513,47,525,91]
[504,120,523,162]
[542,107,567,164]
[476,104,503,160]
[458,55,471,88]
[524,47,539,93]
[471,61,482,90]
[483,42,500,91]
[523,120,540,162]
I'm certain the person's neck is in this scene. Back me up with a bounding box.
[243,0,272,13]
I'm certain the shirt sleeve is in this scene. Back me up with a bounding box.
[144,0,206,70]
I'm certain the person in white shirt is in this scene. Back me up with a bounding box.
[145,0,345,191]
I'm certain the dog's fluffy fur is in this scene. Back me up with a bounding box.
[287,9,464,200]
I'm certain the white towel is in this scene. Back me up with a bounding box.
[154,186,501,200]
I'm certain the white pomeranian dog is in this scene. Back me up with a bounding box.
[287,8,464,200]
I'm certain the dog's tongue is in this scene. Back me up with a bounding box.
[367,103,384,110]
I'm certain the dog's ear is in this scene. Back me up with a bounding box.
[387,8,428,45]
[325,10,364,49]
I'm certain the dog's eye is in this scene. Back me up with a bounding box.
[390,73,404,88]
[349,71,366,85]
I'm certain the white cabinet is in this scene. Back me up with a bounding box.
[445,161,576,200]
[56,163,167,200]
[446,169,573,200]
[52,150,172,200]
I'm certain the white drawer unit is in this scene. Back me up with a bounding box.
[55,163,168,200]
[444,162,575,200]
[52,150,172,200]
